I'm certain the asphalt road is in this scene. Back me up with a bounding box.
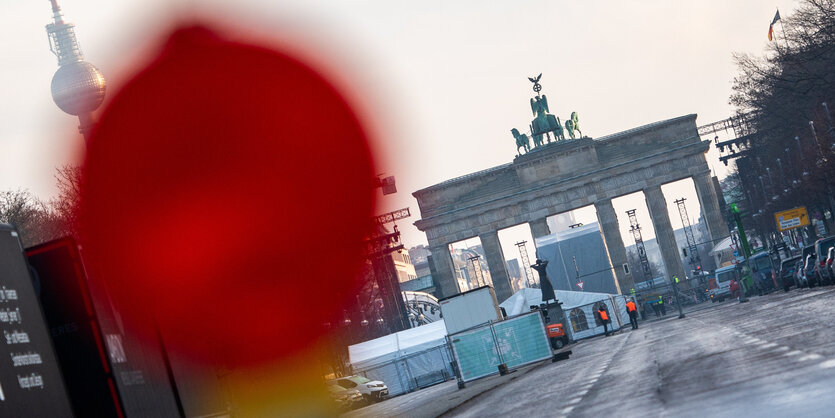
[348,285,835,417]
[446,286,835,417]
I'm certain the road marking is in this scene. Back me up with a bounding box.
[773,346,789,352]
[562,406,575,415]
[820,359,835,369]
[800,353,823,361]
[760,342,777,349]
[785,350,804,357]
[568,397,582,405]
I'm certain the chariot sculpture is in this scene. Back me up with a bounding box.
[511,74,585,155]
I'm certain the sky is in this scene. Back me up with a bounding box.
[0,0,799,260]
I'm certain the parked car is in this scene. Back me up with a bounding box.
[814,236,835,285]
[333,375,389,403]
[823,247,835,286]
[327,383,363,411]
[796,260,807,288]
[749,252,777,294]
[779,255,801,291]
[804,254,818,287]
[796,244,816,287]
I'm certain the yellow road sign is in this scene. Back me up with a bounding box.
[774,206,810,232]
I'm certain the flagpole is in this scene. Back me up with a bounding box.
[777,8,790,51]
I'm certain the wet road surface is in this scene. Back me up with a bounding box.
[447,286,835,417]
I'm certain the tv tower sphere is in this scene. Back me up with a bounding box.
[45,0,106,127]
[51,60,106,116]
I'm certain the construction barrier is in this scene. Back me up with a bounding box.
[447,311,552,383]
[352,344,454,397]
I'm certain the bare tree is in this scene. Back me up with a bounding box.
[50,165,82,238]
[0,189,62,247]
[729,0,835,238]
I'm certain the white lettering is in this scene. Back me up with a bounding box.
[17,373,44,390]
[11,352,43,367]
[0,308,22,324]
[4,330,30,344]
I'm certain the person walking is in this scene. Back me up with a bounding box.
[626,298,639,329]
[658,295,667,316]
[597,305,611,336]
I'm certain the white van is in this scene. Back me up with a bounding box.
[711,265,737,301]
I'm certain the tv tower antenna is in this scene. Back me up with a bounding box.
[45,0,106,142]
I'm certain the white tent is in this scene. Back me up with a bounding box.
[499,288,629,341]
[348,320,453,397]
[499,287,617,311]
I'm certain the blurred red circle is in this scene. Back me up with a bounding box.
[80,26,376,367]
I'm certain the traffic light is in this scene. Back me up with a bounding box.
[682,248,688,257]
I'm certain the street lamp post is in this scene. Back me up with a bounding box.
[758,176,768,203]
[809,121,825,160]
[795,136,804,162]
[776,158,785,184]
[822,102,835,141]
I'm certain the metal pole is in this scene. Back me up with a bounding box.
[573,256,581,290]
[672,277,685,319]
[759,176,768,203]
[795,136,804,162]
[823,102,835,141]
[809,121,824,160]
[778,12,790,51]
[776,158,785,187]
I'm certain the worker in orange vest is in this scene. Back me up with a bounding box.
[626,298,639,330]
[597,305,611,336]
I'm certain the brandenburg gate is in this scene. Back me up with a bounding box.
[413,114,728,302]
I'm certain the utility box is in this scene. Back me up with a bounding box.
[439,286,501,335]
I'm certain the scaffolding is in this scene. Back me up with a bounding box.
[674,198,700,268]
[515,241,535,287]
[467,254,484,287]
[626,209,653,282]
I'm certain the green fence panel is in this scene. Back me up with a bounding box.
[492,313,552,369]
[450,312,551,382]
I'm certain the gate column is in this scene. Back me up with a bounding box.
[594,198,631,294]
[692,171,730,246]
[428,243,458,298]
[644,186,688,285]
[478,231,514,303]
[528,217,551,241]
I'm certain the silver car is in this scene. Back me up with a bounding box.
[824,247,835,285]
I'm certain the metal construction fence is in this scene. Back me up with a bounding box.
[447,311,552,384]
[564,295,629,341]
[352,344,455,397]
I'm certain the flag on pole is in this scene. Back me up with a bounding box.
[768,10,781,41]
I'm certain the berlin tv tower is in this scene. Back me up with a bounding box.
[45,0,106,143]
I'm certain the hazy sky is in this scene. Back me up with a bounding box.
[0,0,797,255]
